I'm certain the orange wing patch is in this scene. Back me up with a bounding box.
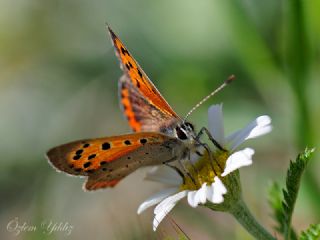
[108,27,178,119]
[120,85,142,132]
[84,178,122,190]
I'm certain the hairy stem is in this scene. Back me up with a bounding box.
[229,198,276,240]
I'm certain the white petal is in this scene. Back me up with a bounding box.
[226,115,272,151]
[137,187,179,214]
[197,183,207,205]
[187,183,207,208]
[208,177,227,204]
[153,191,188,231]
[145,166,182,186]
[245,116,272,139]
[154,191,188,214]
[208,104,225,146]
[221,148,254,177]
[206,184,213,200]
[187,191,197,207]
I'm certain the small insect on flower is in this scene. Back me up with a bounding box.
[137,104,272,231]
[46,26,234,191]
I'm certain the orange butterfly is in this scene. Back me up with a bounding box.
[46,26,233,191]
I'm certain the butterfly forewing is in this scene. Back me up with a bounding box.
[119,75,179,132]
[46,132,184,190]
[108,27,181,132]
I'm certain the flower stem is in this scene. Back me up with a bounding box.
[229,198,275,240]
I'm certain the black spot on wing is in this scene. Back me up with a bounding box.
[125,63,131,70]
[140,138,147,144]
[102,142,111,150]
[73,155,81,160]
[136,80,140,88]
[83,162,91,168]
[76,149,83,155]
[121,47,129,55]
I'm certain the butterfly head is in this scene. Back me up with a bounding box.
[174,122,196,143]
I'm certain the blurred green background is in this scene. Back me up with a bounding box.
[0,0,319,239]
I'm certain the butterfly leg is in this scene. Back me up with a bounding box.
[179,159,197,186]
[195,150,204,157]
[195,128,226,172]
[164,163,185,184]
[196,141,221,175]
[196,127,226,152]
[186,151,200,177]
[165,158,197,186]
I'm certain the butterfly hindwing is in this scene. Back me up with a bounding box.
[46,132,184,190]
[108,27,180,132]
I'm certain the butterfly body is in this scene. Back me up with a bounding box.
[46,26,201,191]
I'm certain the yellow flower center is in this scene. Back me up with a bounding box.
[180,150,229,191]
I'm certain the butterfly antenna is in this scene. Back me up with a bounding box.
[183,74,236,121]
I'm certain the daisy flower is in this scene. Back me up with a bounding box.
[137,104,272,231]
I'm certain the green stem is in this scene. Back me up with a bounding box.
[229,198,276,240]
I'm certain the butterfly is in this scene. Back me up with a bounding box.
[46,26,233,191]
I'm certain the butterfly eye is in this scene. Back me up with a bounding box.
[175,126,188,140]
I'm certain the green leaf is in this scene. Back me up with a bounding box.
[268,182,285,233]
[300,224,320,240]
[283,148,314,240]
[268,148,315,240]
